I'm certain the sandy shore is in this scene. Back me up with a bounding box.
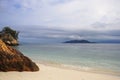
[0,64,120,80]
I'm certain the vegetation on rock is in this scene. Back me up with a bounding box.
[0,27,19,46]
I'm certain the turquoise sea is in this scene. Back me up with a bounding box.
[17,43,120,75]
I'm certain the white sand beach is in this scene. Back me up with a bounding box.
[0,64,120,80]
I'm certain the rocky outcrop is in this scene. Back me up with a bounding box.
[0,39,39,71]
[0,27,19,46]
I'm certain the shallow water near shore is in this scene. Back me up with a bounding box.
[16,43,120,75]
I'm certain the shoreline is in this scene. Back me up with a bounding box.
[0,63,120,80]
[35,61,120,76]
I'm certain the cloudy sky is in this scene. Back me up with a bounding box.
[0,0,120,43]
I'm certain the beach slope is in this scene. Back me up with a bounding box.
[0,64,120,80]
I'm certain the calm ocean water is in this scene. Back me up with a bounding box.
[16,43,120,75]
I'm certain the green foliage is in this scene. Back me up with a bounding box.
[2,27,19,40]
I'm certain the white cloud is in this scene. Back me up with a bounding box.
[0,0,120,31]
[46,34,82,40]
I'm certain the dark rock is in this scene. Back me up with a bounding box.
[0,39,39,71]
[0,27,19,46]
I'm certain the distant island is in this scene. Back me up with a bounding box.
[63,40,95,43]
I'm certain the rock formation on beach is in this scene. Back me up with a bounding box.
[0,27,19,46]
[0,39,39,71]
